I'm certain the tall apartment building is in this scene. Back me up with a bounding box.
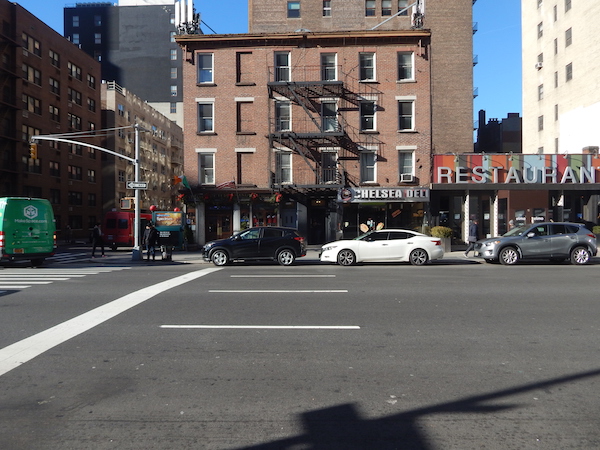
[64,0,192,126]
[0,0,104,242]
[177,0,475,245]
[101,81,184,213]
[522,0,600,155]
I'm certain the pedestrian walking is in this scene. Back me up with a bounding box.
[464,219,479,257]
[91,222,105,258]
[143,223,160,261]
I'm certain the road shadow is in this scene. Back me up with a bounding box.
[233,368,600,449]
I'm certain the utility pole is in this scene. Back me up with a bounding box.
[31,125,146,261]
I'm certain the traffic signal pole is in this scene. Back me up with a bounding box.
[31,125,145,261]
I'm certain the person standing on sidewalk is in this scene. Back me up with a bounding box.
[143,223,160,261]
[91,222,105,258]
[464,219,479,257]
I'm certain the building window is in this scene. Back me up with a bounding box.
[49,49,60,68]
[171,67,178,79]
[365,0,376,16]
[94,33,101,44]
[68,165,82,180]
[87,74,96,89]
[67,62,82,80]
[554,38,558,55]
[236,51,254,84]
[321,53,337,81]
[565,28,572,47]
[398,0,408,15]
[170,102,177,114]
[538,115,544,131]
[537,22,543,39]
[553,5,557,21]
[538,84,544,101]
[170,49,177,60]
[88,98,96,112]
[398,150,414,180]
[360,100,376,132]
[275,101,291,131]
[87,169,96,183]
[68,113,82,130]
[555,104,559,121]
[170,85,177,97]
[566,62,573,81]
[236,101,254,133]
[323,0,331,16]
[68,191,83,206]
[49,105,60,122]
[537,53,544,65]
[565,0,571,12]
[22,94,41,115]
[538,0,543,8]
[118,170,125,182]
[197,53,214,83]
[382,0,392,15]
[321,101,338,132]
[276,151,292,184]
[72,34,80,45]
[49,161,60,177]
[22,64,41,85]
[287,1,300,18]
[88,193,97,207]
[72,16,79,27]
[170,31,176,42]
[50,189,61,204]
[68,87,82,105]
[22,33,41,56]
[397,52,414,81]
[23,156,41,173]
[274,52,291,82]
[554,71,558,88]
[197,102,214,133]
[199,153,215,185]
[359,52,376,81]
[360,150,377,183]
[398,100,414,131]
[322,150,338,183]
[49,77,60,95]
[94,15,102,26]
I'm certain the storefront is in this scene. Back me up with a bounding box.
[338,187,430,238]
[431,154,600,242]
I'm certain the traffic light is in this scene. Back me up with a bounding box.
[29,143,38,159]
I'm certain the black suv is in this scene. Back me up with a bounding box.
[203,226,307,266]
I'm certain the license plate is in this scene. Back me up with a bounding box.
[14,248,24,254]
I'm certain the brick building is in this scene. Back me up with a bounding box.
[100,81,184,213]
[1,0,103,242]
[177,0,474,245]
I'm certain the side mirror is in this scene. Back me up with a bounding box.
[526,232,536,238]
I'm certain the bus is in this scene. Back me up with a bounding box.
[103,211,152,250]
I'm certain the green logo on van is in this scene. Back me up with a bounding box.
[24,205,38,219]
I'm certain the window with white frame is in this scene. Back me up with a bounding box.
[198,152,215,185]
[321,101,338,132]
[398,148,414,181]
[360,100,376,132]
[276,151,292,184]
[275,52,291,82]
[275,100,291,131]
[398,99,414,131]
[359,52,375,81]
[197,102,214,133]
[360,148,377,183]
[321,53,337,81]
[197,53,214,83]
[397,52,414,81]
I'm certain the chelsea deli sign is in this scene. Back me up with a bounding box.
[339,187,430,203]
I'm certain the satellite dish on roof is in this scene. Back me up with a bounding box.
[295,28,311,32]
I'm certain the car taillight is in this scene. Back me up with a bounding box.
[432,239,441,246]
[0,231,4,249]
[294,236,305,243]
[587,233,596,239]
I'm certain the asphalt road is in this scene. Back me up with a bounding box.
[1,257,599,449]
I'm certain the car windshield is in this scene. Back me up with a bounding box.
[354,231,375,241]
[502,225,530,237]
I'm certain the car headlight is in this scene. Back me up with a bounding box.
[321,245,338,252]
[203,242,215,250]
[483,240,501,246]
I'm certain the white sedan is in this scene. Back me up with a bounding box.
[319,229,444,266]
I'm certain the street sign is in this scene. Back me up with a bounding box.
[126,181,148,189]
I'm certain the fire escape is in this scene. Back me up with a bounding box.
[268,63,383,203]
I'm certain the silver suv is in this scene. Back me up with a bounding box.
[475,222,597,265]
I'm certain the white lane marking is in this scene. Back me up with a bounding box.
[0,285,30,289]
[161,325,360,330]
[209,290,348,293]
[0,278,70,281]
[0,274,86,278]
[0,281,53,285]
[0,267,221,377]
[229,275,336,278]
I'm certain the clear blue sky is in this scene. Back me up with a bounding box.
[15,0,522,123]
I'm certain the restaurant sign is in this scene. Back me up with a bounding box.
[338,187,430,203]
[434,154,600,184]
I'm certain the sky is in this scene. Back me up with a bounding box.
[14,0,522,123]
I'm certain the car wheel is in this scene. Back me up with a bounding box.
[499,247,519,265]
[211,249,229,266]
[277,249,295,266]
[409,248,429,266]
[570,246,591,265]
[337,249,356,266]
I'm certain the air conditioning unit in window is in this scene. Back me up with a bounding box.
[535,62,543,69]
[400,173,414,183]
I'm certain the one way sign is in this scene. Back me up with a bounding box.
[126,181,148,189]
